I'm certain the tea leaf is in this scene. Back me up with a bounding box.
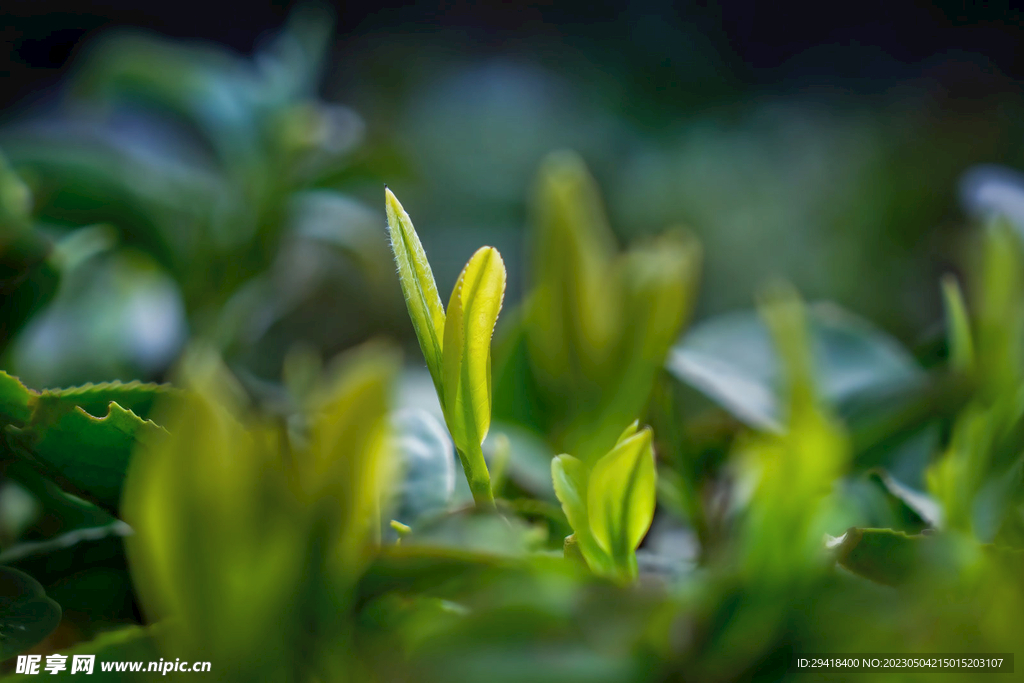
[386,188,447,399]
[614,420,640,446]
[309,344,399,568]
[441,246,506,506]
[551,454,588,534]
[668,302,923,432]
[43,380,181,423]
[441,246,506,450]
[0,371,32,424]
[587,427,656,564]
[7,400,167,515]
[832,527,928,586]
[526,151,618,391]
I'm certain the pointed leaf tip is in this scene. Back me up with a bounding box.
[385,188,447,399]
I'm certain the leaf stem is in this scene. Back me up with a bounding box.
[456,442,495,509]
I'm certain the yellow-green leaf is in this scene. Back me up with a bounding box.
[309,344,399,571]
[385,188,447,399]
[526,151,619,389]
[614,420,640,446]
[587,427,656,560]
[441,246,506,453]
[551,454,588,533]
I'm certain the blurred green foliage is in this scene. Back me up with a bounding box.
[2,9,1024,683]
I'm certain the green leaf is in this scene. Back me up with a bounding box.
[975,218,1024,397]
[586,428,656,563]
[620,231,701,365]
[40,381,179,423]
[0,567,62,662]
[0,372,32,424]
[668,302,923,432]
[551,453,615,576]
[0,462,127,564]
[6,400,167,515]
[526,151,618,392]
[551,454,589,535]
[308,344,400,569]
[386,188,447,399]
[831,527,929,586]
[440,247,506,508]
[441,246,506,451]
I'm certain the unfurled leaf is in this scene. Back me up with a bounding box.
[7,400,167,514]
[668,302,923,432]
[386,188,447,398]
[586,428,656,563]
[41,381,180,423]
[0,462,127,565]
[843,468,938,534]
[0,566,62,662]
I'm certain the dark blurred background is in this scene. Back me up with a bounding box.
[4,0,1024,379]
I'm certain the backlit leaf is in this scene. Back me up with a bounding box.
[386,188,447,399]
[551,454,588,534]
[587,428,656,561]
[441,246,506,452]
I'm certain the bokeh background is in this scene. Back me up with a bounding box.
[4,3,1024,679]
[4,0,1024,389]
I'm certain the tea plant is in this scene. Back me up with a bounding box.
[386,189,506,508]
[2,147,1024,682]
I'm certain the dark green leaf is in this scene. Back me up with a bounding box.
[7,400,167,514]
[668,302,923,432]
[831,527,929,586]
[0,567,61,662]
